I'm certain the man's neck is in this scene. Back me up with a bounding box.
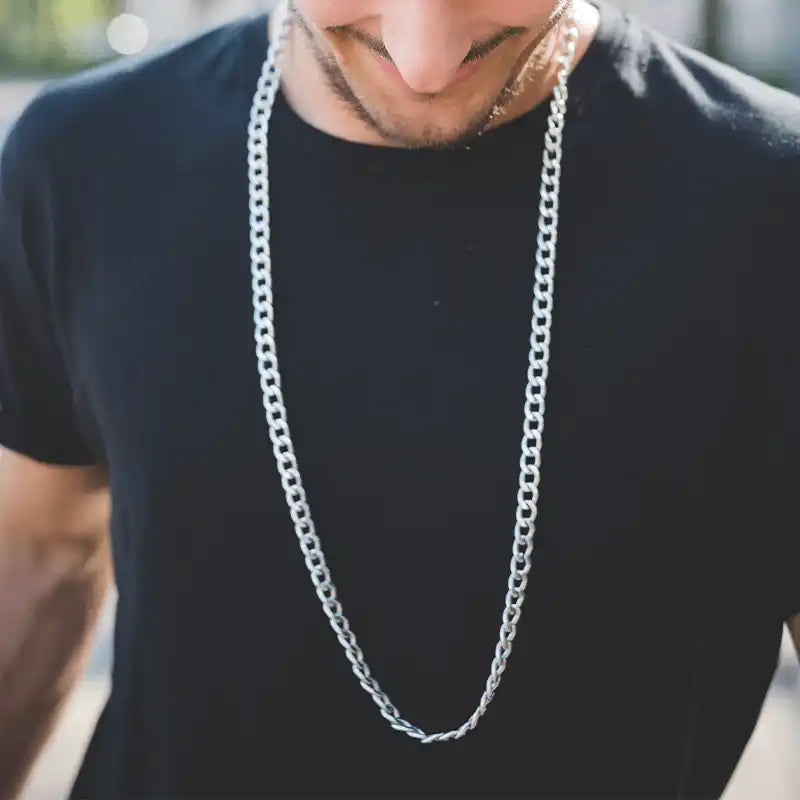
[269,0,601,148]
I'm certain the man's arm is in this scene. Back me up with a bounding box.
[0,448,111,798]
[790,614,800,660]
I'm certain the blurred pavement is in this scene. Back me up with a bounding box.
[0,80,44,134]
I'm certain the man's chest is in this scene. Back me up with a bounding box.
[62,164,754,631]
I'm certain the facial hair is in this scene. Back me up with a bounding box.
[285,0,572,149]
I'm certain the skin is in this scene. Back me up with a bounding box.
[0,1,798,795]
[275,0,602,148]
[0,450,111,797]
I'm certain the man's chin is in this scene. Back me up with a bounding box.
[382,123,489,150]
[356,97,503,149]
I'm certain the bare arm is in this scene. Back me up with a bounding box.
[0,448,111,798]
[790,614,800,661]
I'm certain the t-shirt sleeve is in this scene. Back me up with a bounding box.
[0,106,95,465]
[755,153,800,623]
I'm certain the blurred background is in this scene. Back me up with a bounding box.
[0,1,798,798]
[1,0,799,83]
[2,0,800,134]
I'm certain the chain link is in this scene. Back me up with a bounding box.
[247,7,579,743]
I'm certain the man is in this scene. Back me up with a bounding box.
[0,0,797,797]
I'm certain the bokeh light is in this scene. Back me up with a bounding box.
[107,13,150,56]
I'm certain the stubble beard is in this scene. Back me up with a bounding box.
[286,0,569,150]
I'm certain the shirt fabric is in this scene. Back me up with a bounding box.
[1,3,799,798]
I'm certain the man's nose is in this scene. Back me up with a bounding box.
[380,0,474,94]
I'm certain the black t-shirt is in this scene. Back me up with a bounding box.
[1,3,799,798]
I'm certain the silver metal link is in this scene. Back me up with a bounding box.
[247,5,579,743]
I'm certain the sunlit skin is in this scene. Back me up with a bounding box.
[272,0,601,149]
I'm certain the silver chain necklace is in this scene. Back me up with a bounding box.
[247,7,579,744]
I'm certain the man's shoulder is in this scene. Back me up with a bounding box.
[617,11,800,179]
[1,13,267,183]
